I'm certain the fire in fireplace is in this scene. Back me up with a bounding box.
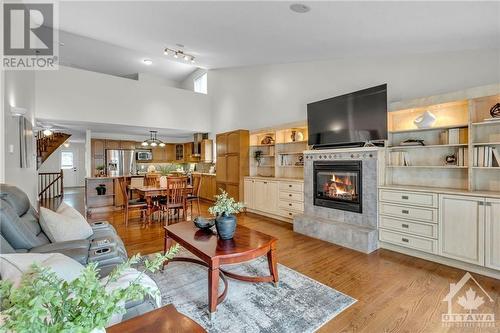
[313,161,362,213]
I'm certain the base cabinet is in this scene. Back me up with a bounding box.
[485,198,500,270]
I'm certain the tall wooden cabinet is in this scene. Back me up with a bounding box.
[216,130,249,201]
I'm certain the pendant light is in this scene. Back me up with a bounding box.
[141,131,165,147]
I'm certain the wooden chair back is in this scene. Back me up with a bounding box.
[167,176,188,206]
[191,174,202,197]
[145,174,159,187]
[118,177,130,202]
[129,177,144,189]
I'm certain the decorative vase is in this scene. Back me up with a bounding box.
[159,176,168,188]
[413,110,437,129]
[291,130,297,142]
[96,184,106,195]
[296,131,304,141]
[215,213,237,240]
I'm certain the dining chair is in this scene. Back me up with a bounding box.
[187,173,202,217]
[145,174,159,187]
[118,177,147,226]
[160,176,188,224]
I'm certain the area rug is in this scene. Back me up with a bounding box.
[143,250,356,333]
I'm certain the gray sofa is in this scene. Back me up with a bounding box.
[0,184,157,321]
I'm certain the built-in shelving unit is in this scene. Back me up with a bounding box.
[249,124,308,179]
[385,88,500,192]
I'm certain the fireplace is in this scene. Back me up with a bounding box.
[313,160,362,213]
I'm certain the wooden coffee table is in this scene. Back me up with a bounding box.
[163,222,278,319]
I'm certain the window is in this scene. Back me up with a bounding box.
[194,72,207,94]
[61,151,74,169]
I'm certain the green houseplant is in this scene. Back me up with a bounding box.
[0,245,179,333]
[158,164,178,187]
[95,165,105,177]
[208,190,244,240]
[253,150,264,167]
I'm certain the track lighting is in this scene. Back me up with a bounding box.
[164,47,196,64]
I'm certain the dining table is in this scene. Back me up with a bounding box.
[134,185,193,222]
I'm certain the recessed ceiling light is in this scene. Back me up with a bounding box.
[290,3,311,13]
[143,59,153,65]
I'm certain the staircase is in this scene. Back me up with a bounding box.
[36,131,71,169]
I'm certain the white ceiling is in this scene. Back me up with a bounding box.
[57,1,500,82]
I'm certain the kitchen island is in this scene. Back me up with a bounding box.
[85,175,144,215]
[193,172,217,201]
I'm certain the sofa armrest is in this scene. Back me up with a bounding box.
[30,240,90,264]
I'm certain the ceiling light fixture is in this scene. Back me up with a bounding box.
[290,3,311,13]
[164,47,195,64]
[43,128,53,136]
[143,59,153,65]
[141,130,165,148]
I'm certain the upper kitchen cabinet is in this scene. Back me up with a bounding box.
[92,139,105,158]
[165,144,176,162]
[120,141,138,149]
[175,144,184,162]
[105,140,121,150]
[184,142,199,162]
[215,130,249,201]
[152,147,166,162]
[200,139,214,162]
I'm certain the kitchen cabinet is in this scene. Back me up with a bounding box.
[120,141,137,149]
[175,144,184,161]
[439,194,485,266]
[92,139,105,157]
[200,139,213,162]
[105,140,121,150]
[485,198,500,270]
[199,175,217,201]
[252,179,278,214]
[165,144,175,162]
[152,147,166,162]
[215,130,249,202]
[244,179,255,209]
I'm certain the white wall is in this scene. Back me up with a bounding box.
[209,49,500,133]
[180,68,208,92]
[3,71,38,205]
[35,66,212,133]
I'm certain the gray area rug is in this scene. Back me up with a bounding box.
[143,250,356,333]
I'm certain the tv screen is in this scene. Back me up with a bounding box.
[307,84,387,147]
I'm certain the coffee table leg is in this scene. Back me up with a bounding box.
[162,230,172,271]
[208,265,219,320]
[267,244,279,287]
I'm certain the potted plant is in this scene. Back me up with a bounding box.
[95,184,107,195]
[95,165,105,177]
[0,245,179,332]
[208,190,244,240]
[253,150,264,167]
[158,165,177,187]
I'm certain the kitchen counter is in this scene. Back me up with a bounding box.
[86,175,144,180]
[193,172,216,176]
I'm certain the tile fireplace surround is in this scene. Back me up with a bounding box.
[294,147,383,253]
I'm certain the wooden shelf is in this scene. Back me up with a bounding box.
[473,142,500,146]
[389,144,467,150]
[277,152,304,155]
[471,120,500,126]
[250,144,275,147]
[275,141,308,145]
[387,165,468,169]
[389,124,468,134]
[279,165,304,168]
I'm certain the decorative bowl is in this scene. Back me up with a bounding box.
[193,217,215,230]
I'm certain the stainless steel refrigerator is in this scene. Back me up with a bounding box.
[106,149,137,176]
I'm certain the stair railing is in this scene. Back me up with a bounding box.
[39,170,64,200]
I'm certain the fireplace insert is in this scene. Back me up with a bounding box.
[313,161,362,213]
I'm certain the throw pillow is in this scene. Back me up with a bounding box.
[39,206,93,242]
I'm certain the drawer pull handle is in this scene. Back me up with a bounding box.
[289,212,293,216]
[289,203,292,206]
[289,194,292,197]
[401,195,409,200]
[289,185,292,188]
[402,224,409,228]
[264,182,268,184]
[402,238,409,243]
[402,210,409,214]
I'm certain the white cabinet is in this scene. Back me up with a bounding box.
[439,194,485,266]
[244,179,255,210]
[485,198,500,270]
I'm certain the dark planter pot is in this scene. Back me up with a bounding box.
[96,184,107,196]
[215,214,237,240]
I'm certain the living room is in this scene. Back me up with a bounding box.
[1,1,500,332]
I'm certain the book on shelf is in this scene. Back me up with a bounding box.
[389,151,410,166]
[473,146,500,167]
[439,128,468,145]
[456,147,468,166]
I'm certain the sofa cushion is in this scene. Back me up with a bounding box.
[0,253,84,287]
[0,235,16,254]
[0,200,49,249]
[39,207,94,243]
[0,184,31,216]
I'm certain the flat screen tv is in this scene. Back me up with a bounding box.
[307,84,387,148]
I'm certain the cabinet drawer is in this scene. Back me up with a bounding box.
[379,229,438,254]
[279,182,303,192]
[379,216,437,239]
[279,191,303,202]
[380,202,437,223]
[277,209,299,220]
[279,200,304,212]
[379,189,437,208]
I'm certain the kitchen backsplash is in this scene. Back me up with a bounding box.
[136,162,214,173]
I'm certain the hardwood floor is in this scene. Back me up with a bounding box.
[63,188,500,332]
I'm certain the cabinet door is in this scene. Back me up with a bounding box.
[216,156,227,183]
[152,147,165,162]
[201,139,213,162]
[92,139,105,157]
[227,131,240,154]
[165,144,175,161]
[106,140,120,150]
[184,143,193,161]
[439,194,485,265]
[216,134,227,156]
[264,181,279,213]
[226,183,240,201]
[209,176,217,200]
[244,179,255,209]
[175,144,184,161]
[485,198,500,270]
[254,180,267,211]
[120,141,137,149]
[226,155,240,184]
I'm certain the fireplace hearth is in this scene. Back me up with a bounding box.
[313,161,362,213]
